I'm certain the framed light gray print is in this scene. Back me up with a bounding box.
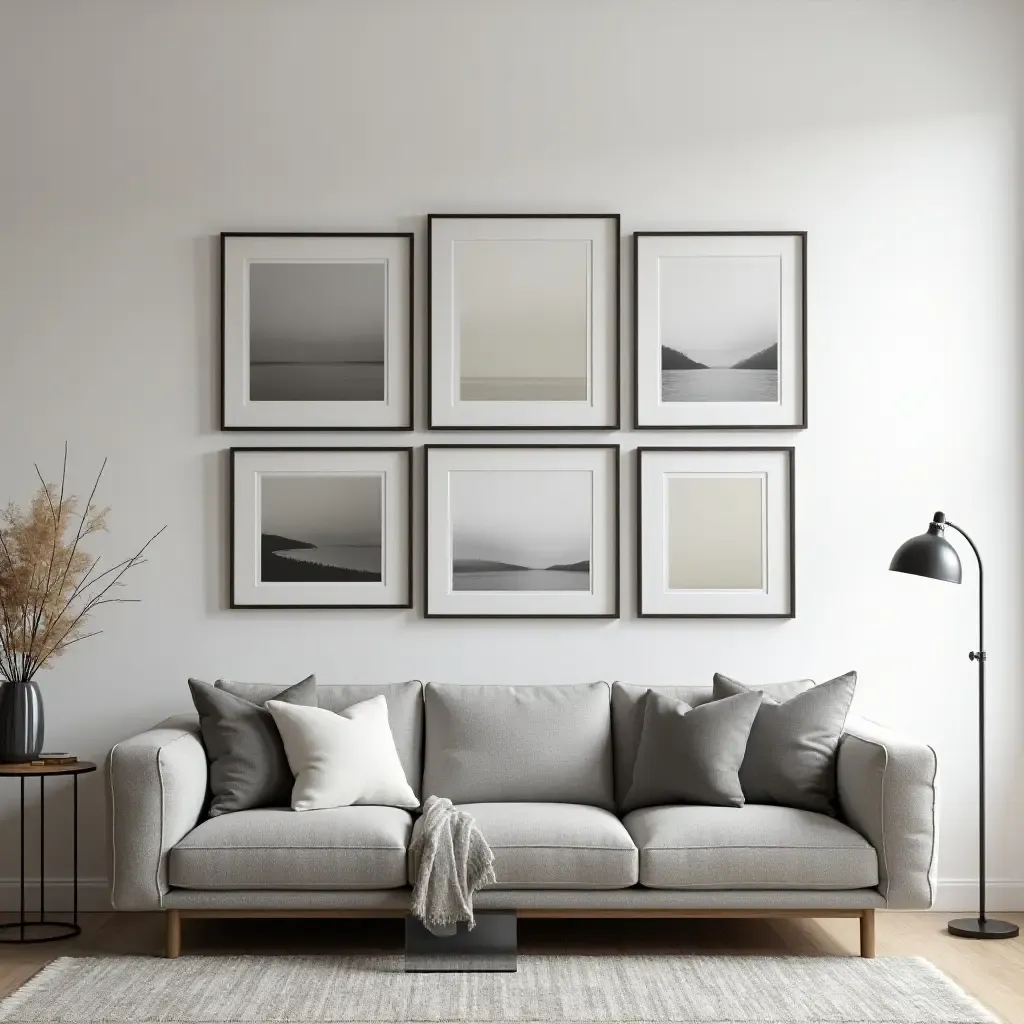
[231,448,412,608]
[221,233,412,430]
[425,445,620,617]
[634,232,806,429]
[637,447,794,618]
[428,215,620,429]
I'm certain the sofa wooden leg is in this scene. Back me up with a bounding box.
[165,909,181,959]
[859,909,876,958]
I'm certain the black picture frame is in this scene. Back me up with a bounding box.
[220,232,414,432]
[636,446,796,619]
[229,446,414,610]
[427,214,621,431]
[423,443,621,618]
[633,231,807,430]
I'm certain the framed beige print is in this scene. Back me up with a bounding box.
[637,447,794,618]
[231,447,412,608]
[221,233,413,430]
[634,232,806,429]
[428,215,620,429]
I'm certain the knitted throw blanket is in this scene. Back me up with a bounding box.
[409,795,496,935]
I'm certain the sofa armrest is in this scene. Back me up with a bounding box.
[837,716,938,909]
[108,715,208,910]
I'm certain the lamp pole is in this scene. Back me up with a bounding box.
[940,521,989,932]
[938,518,1016,940]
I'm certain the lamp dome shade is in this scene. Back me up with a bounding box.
[890,520,962,584]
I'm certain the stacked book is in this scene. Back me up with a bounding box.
[29,753,77,766]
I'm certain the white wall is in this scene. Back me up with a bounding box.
[1,0,1021,911]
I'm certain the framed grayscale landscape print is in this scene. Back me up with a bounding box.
[634,232,806,429]
[221,233,412,430]
[428,215,620,429]
[425,445,619,617]
[231,448,412,608]
[637,447,794,618]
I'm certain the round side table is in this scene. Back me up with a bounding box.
[0,761,96,943]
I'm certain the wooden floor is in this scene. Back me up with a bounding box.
[1,912,1022,1022]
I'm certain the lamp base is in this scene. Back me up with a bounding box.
[948,917,1019,940]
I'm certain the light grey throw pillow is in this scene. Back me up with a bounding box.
[713,671,857,816]
[188,675,317,816]
[622,689,762,812]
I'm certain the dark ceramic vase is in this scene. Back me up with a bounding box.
[0,679,44,763]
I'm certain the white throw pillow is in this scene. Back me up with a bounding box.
[267,696,419,811]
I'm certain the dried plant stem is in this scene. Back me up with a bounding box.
[24,525,165,677]
[0,449,164,683]
[24,446,69,671]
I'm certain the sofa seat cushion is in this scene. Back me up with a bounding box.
[169,807,413,890]
[409,803,638,890]
[623,805,878,890]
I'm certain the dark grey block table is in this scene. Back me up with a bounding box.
[405,913,518,972]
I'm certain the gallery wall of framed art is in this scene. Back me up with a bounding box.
[219,217,807,620]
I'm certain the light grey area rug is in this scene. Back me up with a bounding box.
[0,955,997,1024]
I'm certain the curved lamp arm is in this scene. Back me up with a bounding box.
[944,520,983,661]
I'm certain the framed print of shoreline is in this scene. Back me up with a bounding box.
[425,445,620,618]
[231,447,412,609]
[428,214,620,429]
[637,447,794,618]
[221,233,413,430]
[634,232,806,429]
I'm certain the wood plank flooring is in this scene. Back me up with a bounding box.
[1,912,1022,1022]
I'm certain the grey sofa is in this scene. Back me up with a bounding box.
[108,681,938,958]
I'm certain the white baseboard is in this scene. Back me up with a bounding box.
[0,879,110,913]
[3,878,1022,915]
[932,880,1024,913]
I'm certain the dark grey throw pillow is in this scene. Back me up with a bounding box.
[188,675,317,816]
[622,689,762,812]
[713,671,857,816]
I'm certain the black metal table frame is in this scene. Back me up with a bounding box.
[0,770,87,943]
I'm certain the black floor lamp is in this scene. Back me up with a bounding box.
[890,512,1019,940]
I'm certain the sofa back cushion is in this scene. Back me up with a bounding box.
[216,679,424,797]
[611,680,813,809]
[422,682,614,809]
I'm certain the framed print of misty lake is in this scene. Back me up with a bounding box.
[231,448,412,608]
[637,447,794,618]
[428,215,620,429]
[634,232,806,429]
[425,445,619,618]
[221,233,412,430]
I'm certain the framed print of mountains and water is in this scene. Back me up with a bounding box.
[634,232,806,429]
[230,448,412,608]
[424,445,620,617]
